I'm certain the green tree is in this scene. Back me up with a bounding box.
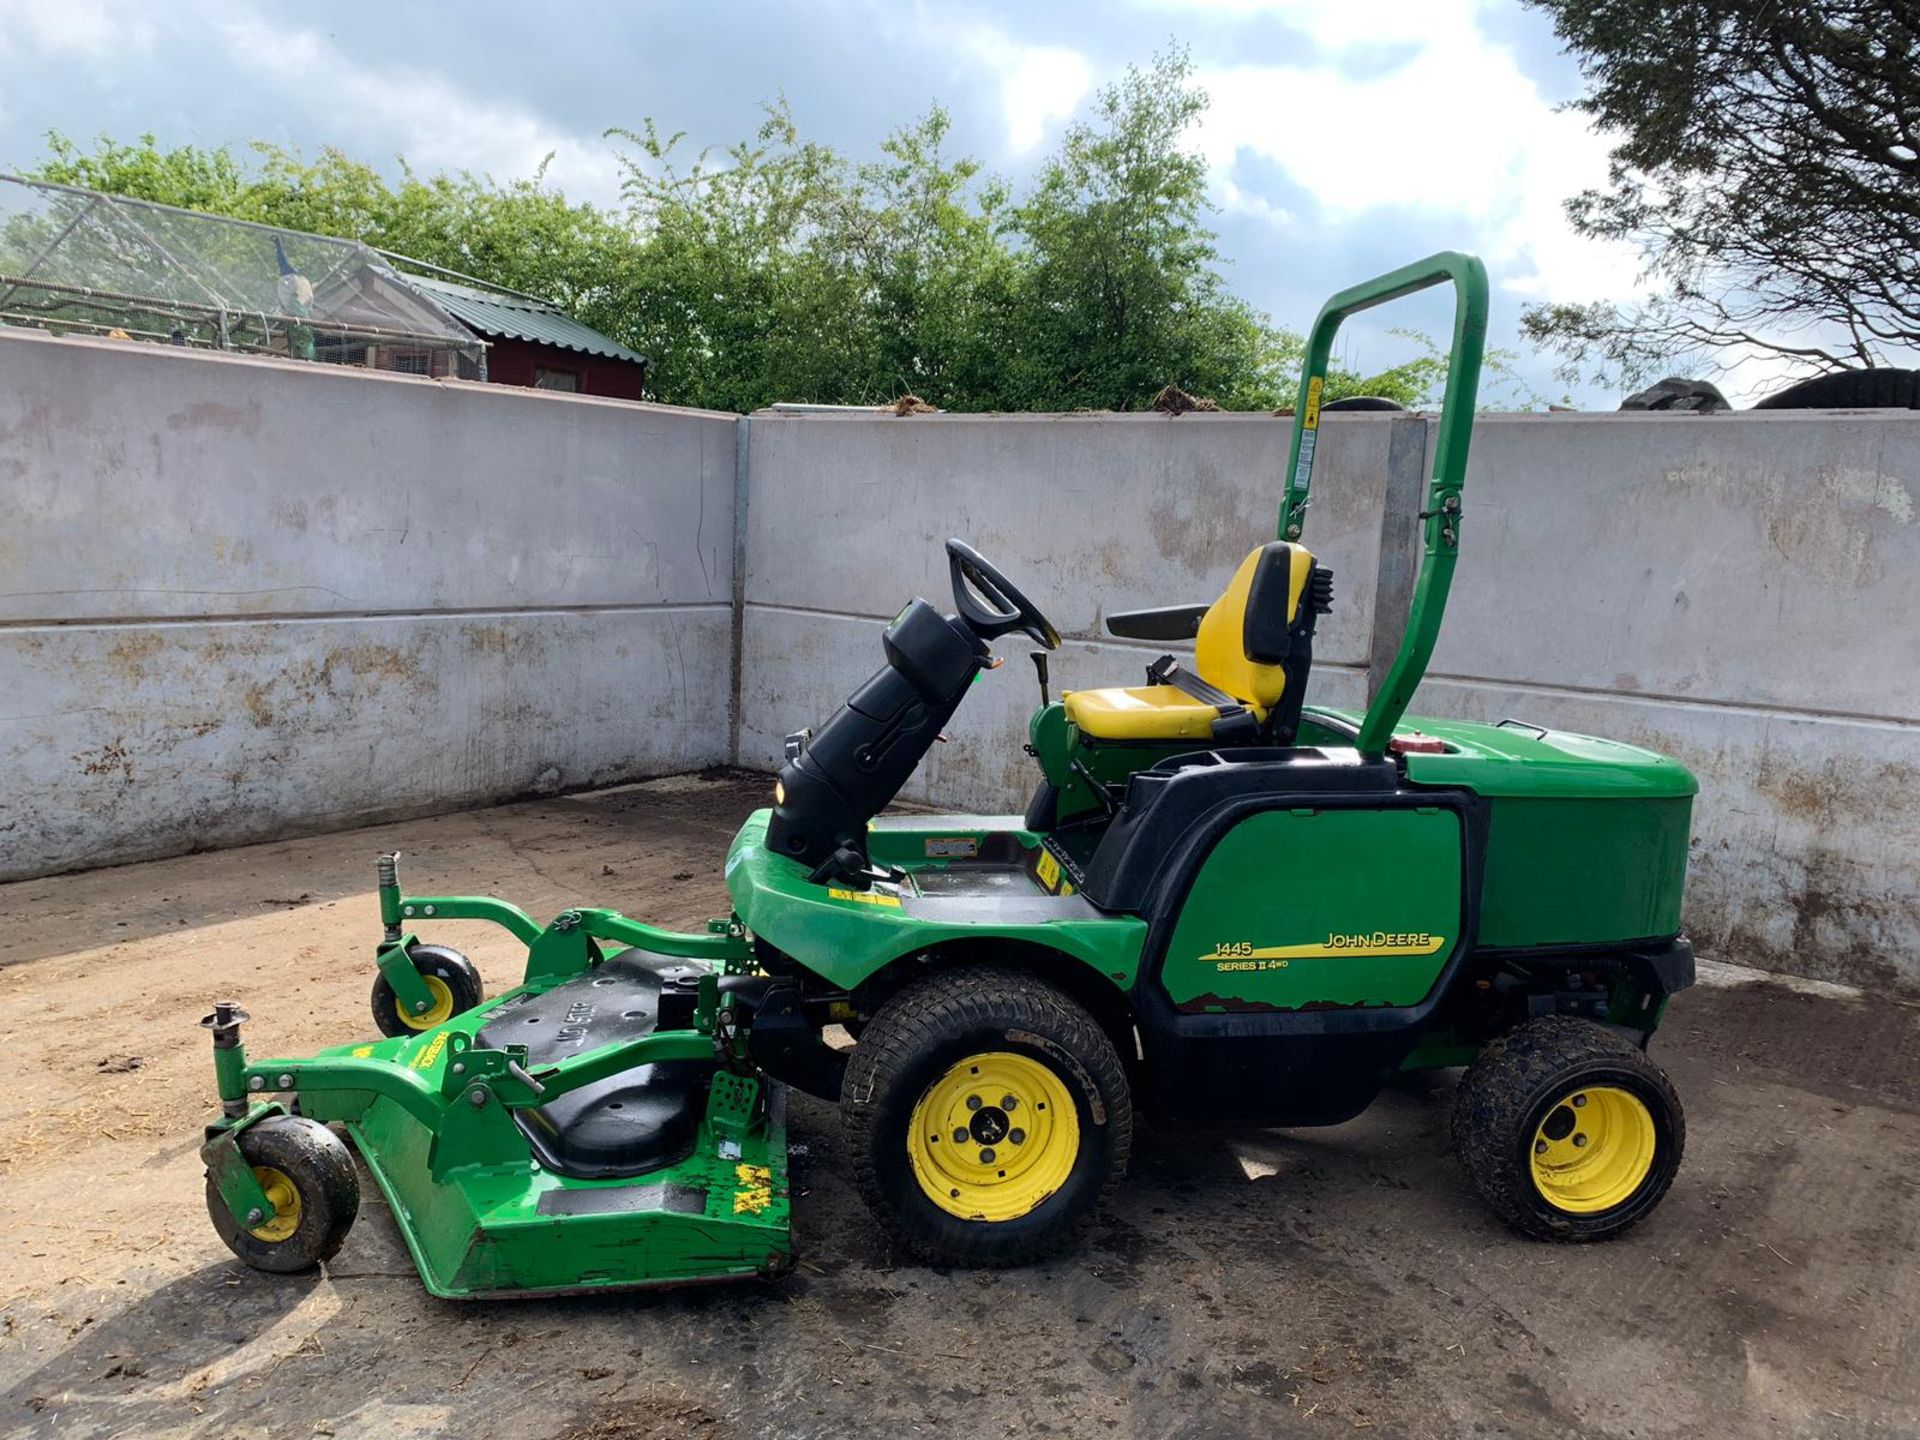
[1010,52,1283,410]
[609,104,873,412]
[833,108,1021,407]
[1520,0,1920,384]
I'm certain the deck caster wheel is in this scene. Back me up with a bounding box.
[206,1116,360,1273]
[370,943,482,1037]
[843,966,1131,1267]
[1452,1015,1684,1241]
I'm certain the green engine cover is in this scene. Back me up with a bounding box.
[1160,806,1464,1012]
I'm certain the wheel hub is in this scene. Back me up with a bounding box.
[907,1051,1079,1222]
[1528,1085,1657,1214]
[401,975,454,1031]
[969,1106,1010,1145]
[247,1165,303,1242]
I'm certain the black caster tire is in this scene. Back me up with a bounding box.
[843,966,1131,1268]
[206,1116,361,1273]
[370,943,482,1037]
[1452,1015,1684,1241]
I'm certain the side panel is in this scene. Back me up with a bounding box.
[1478,795,1693,948]
[1161,807,1464,1011]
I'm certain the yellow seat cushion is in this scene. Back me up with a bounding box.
[1063,542,1315,743]
[1062,684,1268,741]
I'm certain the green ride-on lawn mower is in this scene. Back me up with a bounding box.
[197,253,1696,1297]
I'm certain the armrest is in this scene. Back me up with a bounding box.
[1106,603,1209,641]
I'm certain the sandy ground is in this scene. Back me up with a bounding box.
[2,771,1918,1440]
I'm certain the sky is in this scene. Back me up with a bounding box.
[0,0,1770,407]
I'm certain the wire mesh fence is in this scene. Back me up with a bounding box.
[0,174,487,377]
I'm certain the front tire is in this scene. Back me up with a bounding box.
[1452,1015,1684,1241]
[370,943,482,1037]
[842,967,1131,1267]
[206,1116,361,1273]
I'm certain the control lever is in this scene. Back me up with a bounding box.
[1030,650,1051,707]
[807,844,907,891]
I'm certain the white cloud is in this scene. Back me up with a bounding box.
[999,45,1093,152]
[0,0,122,54]
[949,22,1091,154]
[0,0,145,119]
[1136,0,1644,307]
[212,15,625,209]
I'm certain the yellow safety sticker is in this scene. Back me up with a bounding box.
[1033,848,1075,896]
[733,1162,774,1215]
[1302,376,1324,431]
[827,887,902,908]
[351,1045,375,1059]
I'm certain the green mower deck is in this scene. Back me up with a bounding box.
[199,899,792,1297]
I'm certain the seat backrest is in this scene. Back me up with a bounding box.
[1194,541,1316,708]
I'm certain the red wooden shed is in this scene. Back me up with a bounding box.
[406,272,649,401]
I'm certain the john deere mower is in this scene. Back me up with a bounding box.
[198,253,1695,1295]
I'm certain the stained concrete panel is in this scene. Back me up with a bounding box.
[0,605,731,879]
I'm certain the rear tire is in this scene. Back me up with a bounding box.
[1321,394,1407,412]
[842,967,1131,1267]
[1452,1015,1683,1241]
[370,943,482,1037]
[206,1116,360,1273]
[1753,367,1919,410]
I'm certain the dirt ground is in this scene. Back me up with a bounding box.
[3,772,1918,1440]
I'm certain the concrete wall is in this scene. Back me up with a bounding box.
[0,331,735,877]
[740,409,1920,992]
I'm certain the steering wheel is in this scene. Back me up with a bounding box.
[946,539,1061,650]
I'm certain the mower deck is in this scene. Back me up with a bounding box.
[297,950,790,1300]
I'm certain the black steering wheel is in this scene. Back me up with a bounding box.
[946,539,1061,650]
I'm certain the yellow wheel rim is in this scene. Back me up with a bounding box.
[247,1166,303,1242]
[398,975,454,1031]
[908,1051,1080,1222]
[1529,1085,1657,1214]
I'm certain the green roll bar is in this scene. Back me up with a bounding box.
[1280,251,1489,757]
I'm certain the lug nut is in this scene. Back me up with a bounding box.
[1001,1095,1018,1110]
[1571,1094,1587,1108]
[1572,1134,1588,1148]
[1009,1129,1026,1145]
[965,1095,982,1111]
[953,1127,969,1143]
[1535,1140,1548,1155]
[979,1148,996,1164]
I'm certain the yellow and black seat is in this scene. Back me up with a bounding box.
[1064,542,1331,745]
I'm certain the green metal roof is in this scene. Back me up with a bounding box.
[404,272,646,365]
